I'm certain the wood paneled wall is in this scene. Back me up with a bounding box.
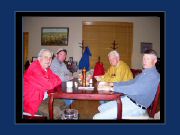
[83,22,133,70]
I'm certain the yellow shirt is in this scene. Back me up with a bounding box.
[101,60,133,82]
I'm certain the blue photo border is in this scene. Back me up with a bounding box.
[3,0,179,134]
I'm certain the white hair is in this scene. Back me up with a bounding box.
[108,50,120,59]
[38,49,53,59]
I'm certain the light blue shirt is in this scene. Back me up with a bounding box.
[114,67,160,108]
[50,57,72,82]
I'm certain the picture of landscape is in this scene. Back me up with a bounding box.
[41,27,69,46]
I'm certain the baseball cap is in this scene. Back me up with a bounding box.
[56,48,67,54]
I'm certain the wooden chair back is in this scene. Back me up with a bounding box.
[147,84,160,117]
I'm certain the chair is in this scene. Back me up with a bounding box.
[123,83,160,120]
[147,83,160,118]
[22,112,47,120]
[23,115,47,120]
[65,60,78,75]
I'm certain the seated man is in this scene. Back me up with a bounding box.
[24,49,66,120]
[96,50,133,104]
[96,50,133,82]
[50,48,73,82]
[50,48,73,106]
[93,49,160,119]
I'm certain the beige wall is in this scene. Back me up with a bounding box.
[23,17,160,69]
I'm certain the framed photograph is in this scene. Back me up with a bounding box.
[141,42,152,53]
[69,57,73,63]
[41,27,69,46]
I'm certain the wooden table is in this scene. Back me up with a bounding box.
[48,79,122,120]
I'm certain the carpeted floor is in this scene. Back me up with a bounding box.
[71,100,100,119]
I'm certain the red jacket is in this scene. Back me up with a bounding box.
[24,60,62,115]
[93,62,105,77]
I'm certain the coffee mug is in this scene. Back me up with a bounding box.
[66,87,73,93]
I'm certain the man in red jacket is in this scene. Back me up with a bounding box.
[24,49,63,119]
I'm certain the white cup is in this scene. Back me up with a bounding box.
[66,81,73,88]
[67,87,73,93]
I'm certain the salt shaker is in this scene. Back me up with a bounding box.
[89,78,93,87]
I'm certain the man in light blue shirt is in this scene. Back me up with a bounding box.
[93,49,160,119]
[50,48,73,106]
[50,48,73,82]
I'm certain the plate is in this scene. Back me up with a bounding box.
[78,86,94,90]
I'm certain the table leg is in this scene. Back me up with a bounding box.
[117,98,122,119]
[49,94,54,120]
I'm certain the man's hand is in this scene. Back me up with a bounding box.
[97,82,114,91]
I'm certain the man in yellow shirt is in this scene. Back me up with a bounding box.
[99,50,133,82]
